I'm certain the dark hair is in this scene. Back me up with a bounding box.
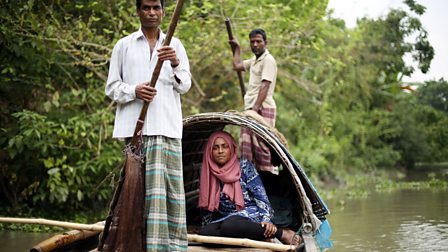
[249,28,267,41]
[136,0,165,10]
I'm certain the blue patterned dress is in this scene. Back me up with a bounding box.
[201,158,274,225]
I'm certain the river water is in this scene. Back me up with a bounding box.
[0,230,56,252]
[326,189,448,252]
[1,189,447,251]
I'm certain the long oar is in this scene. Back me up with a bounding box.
[98,0,186,251]
[225,17,246,101]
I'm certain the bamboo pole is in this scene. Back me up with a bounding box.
[30,229,100,252]
[0,217,104,231]
[0,217,298,251]
[188,234,297,251]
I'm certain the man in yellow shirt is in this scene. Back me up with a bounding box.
[229,28,278,173]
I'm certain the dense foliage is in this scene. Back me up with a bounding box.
[0,0,446,217]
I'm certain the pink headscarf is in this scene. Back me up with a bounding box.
[198,131,245,212]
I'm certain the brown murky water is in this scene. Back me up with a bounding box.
[326,189,448,252]
[0,231,56,252]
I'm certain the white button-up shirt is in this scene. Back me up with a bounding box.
[106,29,191,139]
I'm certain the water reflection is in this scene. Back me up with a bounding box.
[0,231,56,252]
[395,219,448,251]
[327,189,448,252]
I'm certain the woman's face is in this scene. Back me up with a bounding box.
[212,137,231,166]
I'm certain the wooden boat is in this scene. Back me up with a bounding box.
[31,111,332,252]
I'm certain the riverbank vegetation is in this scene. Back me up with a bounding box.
[319,168,448,204]
[1,0,447,224]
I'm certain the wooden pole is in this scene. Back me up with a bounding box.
[0,217,104,231]
[225,17,246,101]
[31,229,100,252]
[189,234,297,251]
[1,217,299,251]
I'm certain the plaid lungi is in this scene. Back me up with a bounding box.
[240,107,276,173]
[143,136,187,251]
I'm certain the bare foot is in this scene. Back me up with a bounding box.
[280,228,302,245]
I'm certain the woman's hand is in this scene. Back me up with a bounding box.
[261,221,277,238]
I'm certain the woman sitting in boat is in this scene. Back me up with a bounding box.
[198,130,301,245]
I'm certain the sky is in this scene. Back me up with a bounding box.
[327,0,447,84]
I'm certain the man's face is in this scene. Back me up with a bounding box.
[250,34,266,57]
[137,0,164,29]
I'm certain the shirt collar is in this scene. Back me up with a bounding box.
[135,28,166,43]
[254,49,270,62]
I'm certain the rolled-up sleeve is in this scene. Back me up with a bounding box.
[243,59,252,72]
[105,40,137,104]
[261,57,276,83]
[171,40,191,94]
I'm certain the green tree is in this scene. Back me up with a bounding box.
[0,0,130,213]
[417,78,448,113]
[414,79,448,162]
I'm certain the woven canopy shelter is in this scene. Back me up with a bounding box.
[182,111,332,251]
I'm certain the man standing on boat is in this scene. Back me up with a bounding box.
[105,0,191,251]
[229,29,278,173]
